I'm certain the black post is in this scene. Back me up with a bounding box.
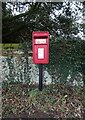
[39,64,43,91]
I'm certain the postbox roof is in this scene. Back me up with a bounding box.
[32,31,49,37]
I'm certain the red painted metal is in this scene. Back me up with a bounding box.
[32,31,49,64]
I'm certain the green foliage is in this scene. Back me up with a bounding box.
[2,2,12,17]
[2,2,81,43]
[61,95,68,101]
[29,89,40,97]
[44,38,85,86]
[2,43,20,50]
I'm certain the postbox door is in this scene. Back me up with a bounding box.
[33,45,49,63]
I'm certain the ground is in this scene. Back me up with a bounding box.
[2,82,85,119]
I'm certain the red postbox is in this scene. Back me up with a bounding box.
[32,31,49,64]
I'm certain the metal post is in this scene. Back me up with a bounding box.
[39,64,43,91]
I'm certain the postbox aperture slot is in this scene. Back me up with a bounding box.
[34,36,48,39]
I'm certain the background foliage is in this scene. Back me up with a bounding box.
[2,1,85,86]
